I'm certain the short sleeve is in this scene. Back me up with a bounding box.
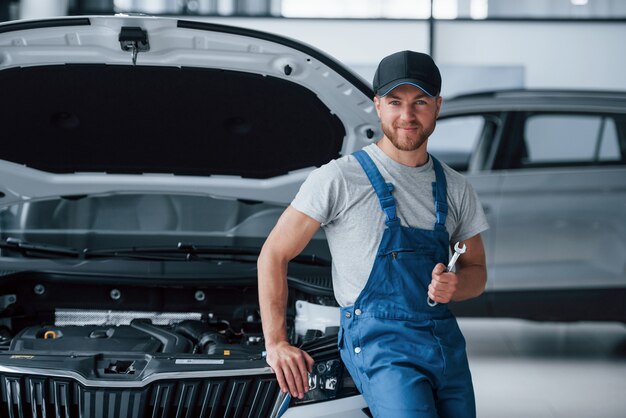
[451,181,489,243]
[291,161,347,226]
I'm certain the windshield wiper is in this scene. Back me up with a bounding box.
[0,237,82,258]
[0,239,331,266]
[83,244,258,262]
[83,243,331,266]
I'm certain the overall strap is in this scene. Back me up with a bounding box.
[352,150,400,226]
[430,154,448,230]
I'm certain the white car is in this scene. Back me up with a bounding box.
[0,15,378,418]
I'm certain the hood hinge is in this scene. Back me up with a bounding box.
[118,27,150,65]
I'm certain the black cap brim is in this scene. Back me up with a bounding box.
[376,78,439,97]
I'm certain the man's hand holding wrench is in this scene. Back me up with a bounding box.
[428,242,467,307]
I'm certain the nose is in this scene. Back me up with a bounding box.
[400,103,416,121]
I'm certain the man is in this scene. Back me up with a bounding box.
[258,50,488,418]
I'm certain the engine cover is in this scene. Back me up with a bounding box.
[9,325,162,353]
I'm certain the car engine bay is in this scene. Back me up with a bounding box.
[0,264,356,417]
[0,268,340,359]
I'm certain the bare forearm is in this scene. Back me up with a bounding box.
[257,206,320,398]
[452,264,486,302]
[258,251,290,347]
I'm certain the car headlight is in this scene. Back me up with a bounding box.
[273,358,360,418]
[290,335,360,406]
[292,358,359,405]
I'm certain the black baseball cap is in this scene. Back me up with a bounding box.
[373,50,442,97]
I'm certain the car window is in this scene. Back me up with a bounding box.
[429,115,485,171]
[521,114,623,166]
[599,118,621,161]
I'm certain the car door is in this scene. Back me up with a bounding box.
[491,111,626,322]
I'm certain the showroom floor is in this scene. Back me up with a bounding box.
[459,318,626,418]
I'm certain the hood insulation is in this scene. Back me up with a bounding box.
[1,64,345,179]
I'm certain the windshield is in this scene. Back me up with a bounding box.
[0,193,329,258]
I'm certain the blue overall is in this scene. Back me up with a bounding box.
[337,150,475,418]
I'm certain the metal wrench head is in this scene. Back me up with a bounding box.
[454,242,467,255]
[447,242,467,271]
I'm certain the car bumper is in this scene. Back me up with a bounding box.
[282,395,369,418]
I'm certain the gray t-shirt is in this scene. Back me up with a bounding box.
[292,143,489,307]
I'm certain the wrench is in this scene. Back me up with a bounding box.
[427,242,467,307]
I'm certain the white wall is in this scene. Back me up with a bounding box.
[435,20,626,91]
[200,17,626,94]
[195,17,430,65]
[19,0,68,19]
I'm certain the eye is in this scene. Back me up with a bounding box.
[389,100,400,105]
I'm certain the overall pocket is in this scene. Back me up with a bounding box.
[384,248,438,303]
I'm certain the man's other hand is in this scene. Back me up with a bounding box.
[265,341,315,399]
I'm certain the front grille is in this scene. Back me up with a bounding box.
[0,373,281,418]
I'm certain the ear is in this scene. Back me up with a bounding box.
[374,95,381,118]
[435,96,443,118]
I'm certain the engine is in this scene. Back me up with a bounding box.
[3,311,265,357]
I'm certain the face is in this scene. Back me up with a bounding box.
[374,84,442,152]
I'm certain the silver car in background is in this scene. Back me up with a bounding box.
[430,90,626,323]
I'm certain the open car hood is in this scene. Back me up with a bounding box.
[0,16,380,205]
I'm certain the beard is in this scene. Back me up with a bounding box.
[381,120,435,152]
